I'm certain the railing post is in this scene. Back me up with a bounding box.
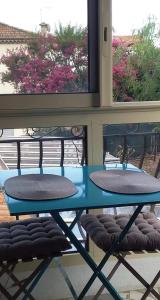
[139,135,147,169]
[17,141,21,169]
[121,135,127,164]
[39,140,43,168]
[103,136,107,164]
[81,126,87,166]
[60,140,64,167]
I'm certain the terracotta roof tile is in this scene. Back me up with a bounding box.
[114,35,139,46]
[0,22,34,44]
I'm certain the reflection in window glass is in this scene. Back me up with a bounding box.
[0,0,88,95]
[103,123,160,216]
[112,0,160,102]
[103,123,160,176]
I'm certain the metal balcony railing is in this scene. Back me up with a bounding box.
[0,131,88,251]
[103,131,160,215]
[0,135,87,170]
[103,131,160,176]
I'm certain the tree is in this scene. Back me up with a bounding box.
[2,19,160,102]
[112,17,160,102]
[0,24,88,94]
[129,17,160,101]
[112,38,137,102]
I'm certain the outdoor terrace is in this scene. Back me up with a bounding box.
[0,130,160,300]
[0,129,160,300]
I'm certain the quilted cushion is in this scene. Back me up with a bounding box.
[0,217,71,261]
[81,213,160,252]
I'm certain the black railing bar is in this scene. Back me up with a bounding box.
[39,140,43,168]
[81,139,85,166]
[82,128,87,165]
[83,126,88,165]
[138,135,147,169]
[153,133,158,161]
[16,142,22,224]
[121,135,127,164]
[0,137,85,143]
[17,141,21,169]
[103,136,107,163]
[154,158,160,178]
[60,140,65,167]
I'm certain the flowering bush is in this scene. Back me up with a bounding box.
[0,33,137,98]
[1,21,160,101]
[112,18,160,102]
[0,25,88,94]
[112,38,138,102]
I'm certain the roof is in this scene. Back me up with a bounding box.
[0,22,33,44]
[114,35,139,46]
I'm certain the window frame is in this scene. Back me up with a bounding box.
[1,0,160,117]
[0,0,99,112]
[100,0,160,108]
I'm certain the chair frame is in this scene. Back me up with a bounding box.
[93,251,160,300]
[0,255,78,300]
[0,257,53,300]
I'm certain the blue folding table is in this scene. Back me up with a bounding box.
[1,163,160,300]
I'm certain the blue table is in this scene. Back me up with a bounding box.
[1,163,160,300]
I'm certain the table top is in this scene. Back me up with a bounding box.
[1,163,160,216]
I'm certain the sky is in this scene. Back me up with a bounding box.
[0,0,87,33]
[0,0,160,35]
[112,0,160,35]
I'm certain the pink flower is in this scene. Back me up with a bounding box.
[112,38,122,48]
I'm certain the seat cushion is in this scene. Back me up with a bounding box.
[0,217,71,261]
[81,213,160,252]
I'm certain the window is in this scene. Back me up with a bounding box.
[112,0,160,103]
[0,0,98,109]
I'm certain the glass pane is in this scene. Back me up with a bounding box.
[0,0,88,94]
[103,122,160,216]
[112,0,160,102]
[103,123,160,176]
